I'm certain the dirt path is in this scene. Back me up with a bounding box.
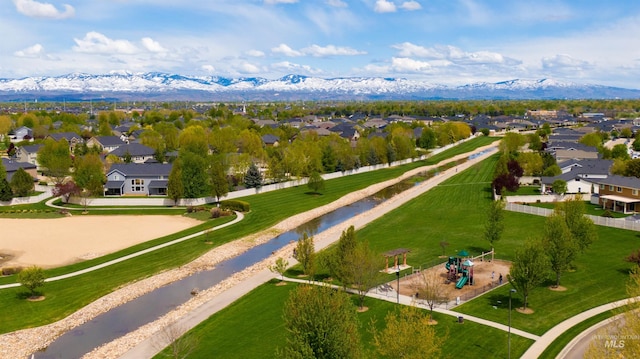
[0,141,500,359]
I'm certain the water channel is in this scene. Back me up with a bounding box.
[33,167,447,358]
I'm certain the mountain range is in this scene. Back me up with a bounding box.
[0,72,638,101]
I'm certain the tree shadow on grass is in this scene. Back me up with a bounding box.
[483,292,522,309]
[304,191,323,196]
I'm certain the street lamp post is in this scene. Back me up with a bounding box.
[396,266,400,304]
[508,288,517,359]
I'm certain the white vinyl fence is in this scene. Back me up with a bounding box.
[505,203,640,232]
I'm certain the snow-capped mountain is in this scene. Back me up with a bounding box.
[0,72,638,101]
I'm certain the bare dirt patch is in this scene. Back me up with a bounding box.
[0,215,202,268]
[26,296,45,302]
[549,285,567,292]
[516,307,534,314]
[392,259,512,301]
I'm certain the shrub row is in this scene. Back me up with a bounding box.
[1,267,22,276]
[0,209,57,214]
[220,200,250,212]
[210,207,233,219]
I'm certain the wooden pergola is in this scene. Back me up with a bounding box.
[382,248,411,273]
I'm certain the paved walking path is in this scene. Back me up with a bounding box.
[522,297,636,358]
[118,143,501,358]
[0,212,244,289]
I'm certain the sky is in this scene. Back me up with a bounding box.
[2,0,640,88]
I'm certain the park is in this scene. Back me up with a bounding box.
[0,136,637,358]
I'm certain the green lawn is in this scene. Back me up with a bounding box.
[165,147,640,357]
[0,136,498,334]
[154,281,534,359]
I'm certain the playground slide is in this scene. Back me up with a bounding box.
[455,276,468,289]
[445,262,451,270]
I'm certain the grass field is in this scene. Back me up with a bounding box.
[154,281,534,359]
[162,147,640,357]
[0,136,498,334]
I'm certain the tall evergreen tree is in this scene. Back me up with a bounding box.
[0,160,12,201]
[244,162,262,189]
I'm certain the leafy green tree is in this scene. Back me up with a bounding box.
[180,152,209,198]
[73,153,105,195]
[321,143,337,173]
[543,213,577,287]
[325,226,358,287]
[611,143,631,160]
[579,132,605,148]
[10,167,34,197]
[294,233,316,277]
[418,127,437,149]
[372,305,445,359]
[209,155,229,202]
[484,199,505,252]
[508,239,550,310]
[269,257,289,281]
[18,266,46,298]
[348,241,382,310]
[552,179,567,194]
[37,138,72,184]
[556,195,597,252]
[278,285,363,359]
[542,164,562,177]
[306,171,325,194]
[244,162,263,189]
[167,158,184,204]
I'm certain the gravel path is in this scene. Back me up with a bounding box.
[0,142,498,359]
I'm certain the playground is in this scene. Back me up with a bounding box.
[390,252,512,303]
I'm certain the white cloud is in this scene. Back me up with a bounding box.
[201,65,215,73]
[392,42,520,66]
[237,62,262,74]
[271,44,303,57]
[325,0,348,8]
[542,54,592,70]
[246,49,265,57]
[264,0,298,4]
[13,0,75,19]
[14,43,44,57]
[390,57,432,72]
[272,61,321,74]
[400,1,421,11]
[301,44,366,57]
[392,42,445,58]
[141,37,166,53]
[374,0,396,13]
[73,32,138,54]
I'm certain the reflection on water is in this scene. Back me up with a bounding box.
[33,169,439,359]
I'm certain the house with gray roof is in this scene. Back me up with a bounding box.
[104,163,172,196]
[15,144,43,167]
[86,136,127,153]
[11,126,33,142]
[107,143,155,163]
[46,132,84,152]
[540,159,612,195]
[2,158,37,182]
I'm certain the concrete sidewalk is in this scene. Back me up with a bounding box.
[521,297,635,358]
[118,144,500,358]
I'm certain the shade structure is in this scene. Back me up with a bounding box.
[457,249,469,257]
